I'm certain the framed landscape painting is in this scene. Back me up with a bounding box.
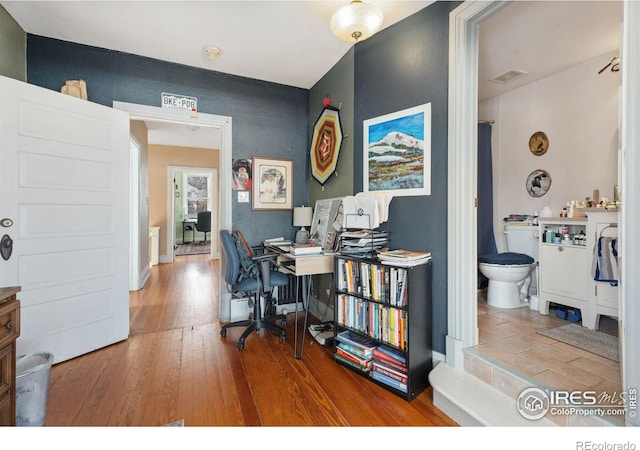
[363,103,431,196]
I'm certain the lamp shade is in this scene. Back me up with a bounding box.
[293,206,313,227]
[330,1,383,42]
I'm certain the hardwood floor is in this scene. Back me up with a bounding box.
[44,254,457,427]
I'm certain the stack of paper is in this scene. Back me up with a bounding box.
[377,249,431,266]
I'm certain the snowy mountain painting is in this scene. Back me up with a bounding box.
[363,103,431,196]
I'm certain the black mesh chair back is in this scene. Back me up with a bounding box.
[195,211,212,243]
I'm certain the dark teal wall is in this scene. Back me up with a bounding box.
[308,48,355,204]
[312,1,461,353]
[26,35,309,244]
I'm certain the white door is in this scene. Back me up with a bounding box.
[0,76,130,364]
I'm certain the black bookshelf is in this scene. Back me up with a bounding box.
[333,255,432,402]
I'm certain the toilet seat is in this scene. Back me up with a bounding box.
[478,252,536,309]
[478,252,534,266]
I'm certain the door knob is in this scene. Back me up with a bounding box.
[1,234,13,261]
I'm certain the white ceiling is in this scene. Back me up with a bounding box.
[478,1,620,102]
[1,0,434,90]
[2,0,621,146]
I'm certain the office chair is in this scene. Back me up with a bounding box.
[219,229,288,350]
[195,211,212,244]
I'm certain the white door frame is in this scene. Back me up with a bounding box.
[129,135,143,290]
[448,0,640,426]
[168,166,219,261]
[112,102,233,321]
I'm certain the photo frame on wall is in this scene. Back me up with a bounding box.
[363,103,431,196]
[251,156,293,210]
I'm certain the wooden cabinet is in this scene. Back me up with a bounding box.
[0,286,20,426]
[538,210,618,330]
[333,256,432,401]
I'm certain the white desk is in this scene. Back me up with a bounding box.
[266,246,333,359]
[182,218,197,244]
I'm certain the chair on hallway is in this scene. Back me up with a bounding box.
[219,229,288,350]
[195,211,212,244]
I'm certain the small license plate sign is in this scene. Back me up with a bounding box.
[161,92,197,112]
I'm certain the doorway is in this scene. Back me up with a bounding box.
[169,166,219,259]
[447,0,640,425]
[112,101,234,322]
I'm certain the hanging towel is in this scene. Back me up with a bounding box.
[593,236,618,285]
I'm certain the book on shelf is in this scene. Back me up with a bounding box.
[372,348,407,372]
[375,344,407,364]
[336,347,373,369]
[290,243,323,255]
[335,330,377,354]
[372,361,408,383]
[371,370,408,393]
[337,341,373,359]
[334,353,371,373]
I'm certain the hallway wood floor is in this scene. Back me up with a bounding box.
[44,254,457,427]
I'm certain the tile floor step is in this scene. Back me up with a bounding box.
[462,347,624,426]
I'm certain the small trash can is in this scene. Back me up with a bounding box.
[15,352,54,426]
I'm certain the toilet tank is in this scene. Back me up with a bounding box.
[504,225,539,260]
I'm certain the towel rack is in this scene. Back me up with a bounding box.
[599,224,618,237]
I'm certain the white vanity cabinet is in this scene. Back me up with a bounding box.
[538,210,619,330]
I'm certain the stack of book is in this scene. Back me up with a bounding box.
[334,330,377,373]
[377,249,431,267]
[290,242,323,255]
[371,345,408,393]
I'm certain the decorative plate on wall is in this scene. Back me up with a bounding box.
[526,169,552,197]
[529,131,549,156]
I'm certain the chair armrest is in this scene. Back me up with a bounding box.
[251,253,278,263]
[252,252,278,292]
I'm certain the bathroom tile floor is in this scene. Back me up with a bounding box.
[474,290,621,400]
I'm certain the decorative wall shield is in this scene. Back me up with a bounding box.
[310,107,343,186]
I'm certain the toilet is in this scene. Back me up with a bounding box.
[478,225,539,309]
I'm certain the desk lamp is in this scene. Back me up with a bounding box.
[293,206,313,244]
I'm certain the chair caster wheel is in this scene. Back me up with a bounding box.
[281,319,287,326]
[237,342,245,350]
[220,329,227,337]
[280,334,286,342]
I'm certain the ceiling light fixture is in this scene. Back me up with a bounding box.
[203,45,222,60]
[330,0,383,43]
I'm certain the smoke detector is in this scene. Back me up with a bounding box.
[489,69,528,84]
[203,45,222,60]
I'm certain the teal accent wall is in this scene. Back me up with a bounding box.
[310,1,461,353]
[26,35,309,245]
[309,48,355,205]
